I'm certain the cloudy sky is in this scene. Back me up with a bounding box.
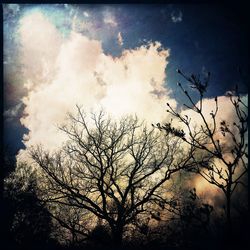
[3,4,248,156]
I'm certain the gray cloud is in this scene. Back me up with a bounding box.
[4,102,23,120]
[171,10,183,23]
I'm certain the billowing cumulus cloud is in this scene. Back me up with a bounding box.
[18,12,62,90]
[10,9,247,216]
[17,12,176,161]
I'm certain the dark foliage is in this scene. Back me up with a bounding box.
[2,163,57,250]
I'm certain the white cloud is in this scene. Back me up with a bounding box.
[18,12,62,89]
[17,12,175,162]
[117,31,123,46]
[103,10,118,27]
[83,11,89,17]
[171,10,183,23]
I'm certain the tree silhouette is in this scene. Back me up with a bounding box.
[3,162,55,250]
[165,187,214,248]
[29,107,195,247]
[158,70,248,239]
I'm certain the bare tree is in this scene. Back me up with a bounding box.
[29,107,195,247]
[158,70,248,235]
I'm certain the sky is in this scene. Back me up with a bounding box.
[3,3,249,157]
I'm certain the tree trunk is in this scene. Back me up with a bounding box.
[226,189,232,239]
[112,225,123,247]
[226,166,233,240]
